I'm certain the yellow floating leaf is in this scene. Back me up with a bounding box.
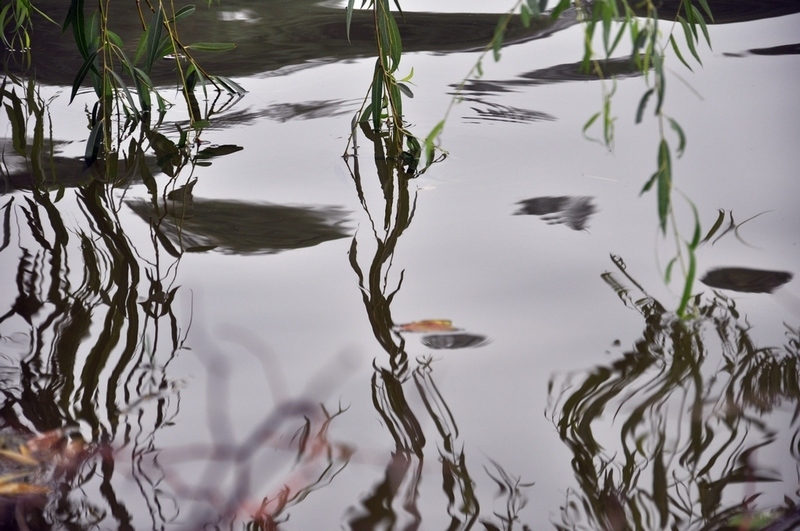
[396,320,459,333]
[0,448,39,466]
[0,472,33,485]
[0,482,50,495]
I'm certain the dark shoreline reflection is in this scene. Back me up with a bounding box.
[11,0,577,87]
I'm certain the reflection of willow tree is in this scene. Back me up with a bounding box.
[0,82,186,528]
[549,255,800,530]
[345,124,527,530]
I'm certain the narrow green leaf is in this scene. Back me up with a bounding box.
[185,42,236,52]
[371,60,384,131]
[358,103,373,123]
[669,34,693,71]
[677,245,697,317]
[667,117,686,157]
[690,5,711,47]
[688,199,702,248]
[346,0,359,42]
[583,111,600,133]
[664,256,677,283]
[679,16,702,64]
[397,82,414,98]
[108,71,139,118]
[132,67,154,111]
[424,120,445,167]
[550,0,570,20]
[656,140,671,234]
[635,88,654,124]
[106,29,123,48]
[653,52,665,115]
[70,50,98,103]
[212,75,247,95]
[640,171,658,195]
[701,209,725,244]
[85,119,103,165]
[491,18,505,61]
[520,4,531,28]
[696,0,714,22]
[172,5,196,22]
[144,6,164,74]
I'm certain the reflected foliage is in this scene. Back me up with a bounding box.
[549,255,800,530]
[0,71,351,528]
[345,123,525,529]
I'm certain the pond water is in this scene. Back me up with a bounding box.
[2,1,800,529]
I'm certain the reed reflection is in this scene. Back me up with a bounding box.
[0,80,187,528]
[345,123,526,530]
[548,254,800,530]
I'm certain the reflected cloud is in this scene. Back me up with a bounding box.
[421,334,490,349]
[127,186,351,255]
[515,195,597,231]
[700,267,793,293]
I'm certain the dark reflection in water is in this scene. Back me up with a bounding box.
[344,124,523,529]
[126,181,351,255]
[463,100,556,124]
[456,57,644,95]
[262,99,358,122]
[421,334,490,350]
[700,267,793,293]
[549,255,800,530]
[515,195,597,231]
[13,0,577,87]
[748,42,800,56]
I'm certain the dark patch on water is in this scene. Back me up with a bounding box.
[700,267,793,293]
[515,196,597,231]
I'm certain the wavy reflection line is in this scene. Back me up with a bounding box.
[549,255,800,530]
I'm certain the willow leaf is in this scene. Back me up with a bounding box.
[346,0,356,41]
[656,140,671,234]
[700,209,725,244]
[667,117,686,157]
[70,49,98,103]
[635,88,654,124]
[669,34,692,71]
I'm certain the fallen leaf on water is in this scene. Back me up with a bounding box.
[0,482,50,495]
[396,320,460,333]
[0,448,40,466]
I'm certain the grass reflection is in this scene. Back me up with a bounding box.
[549,255,800,530]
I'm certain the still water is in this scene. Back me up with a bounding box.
[2,1,800,529]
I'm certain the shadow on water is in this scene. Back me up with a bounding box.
[548,255,800,530]
[126,179,351,255]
